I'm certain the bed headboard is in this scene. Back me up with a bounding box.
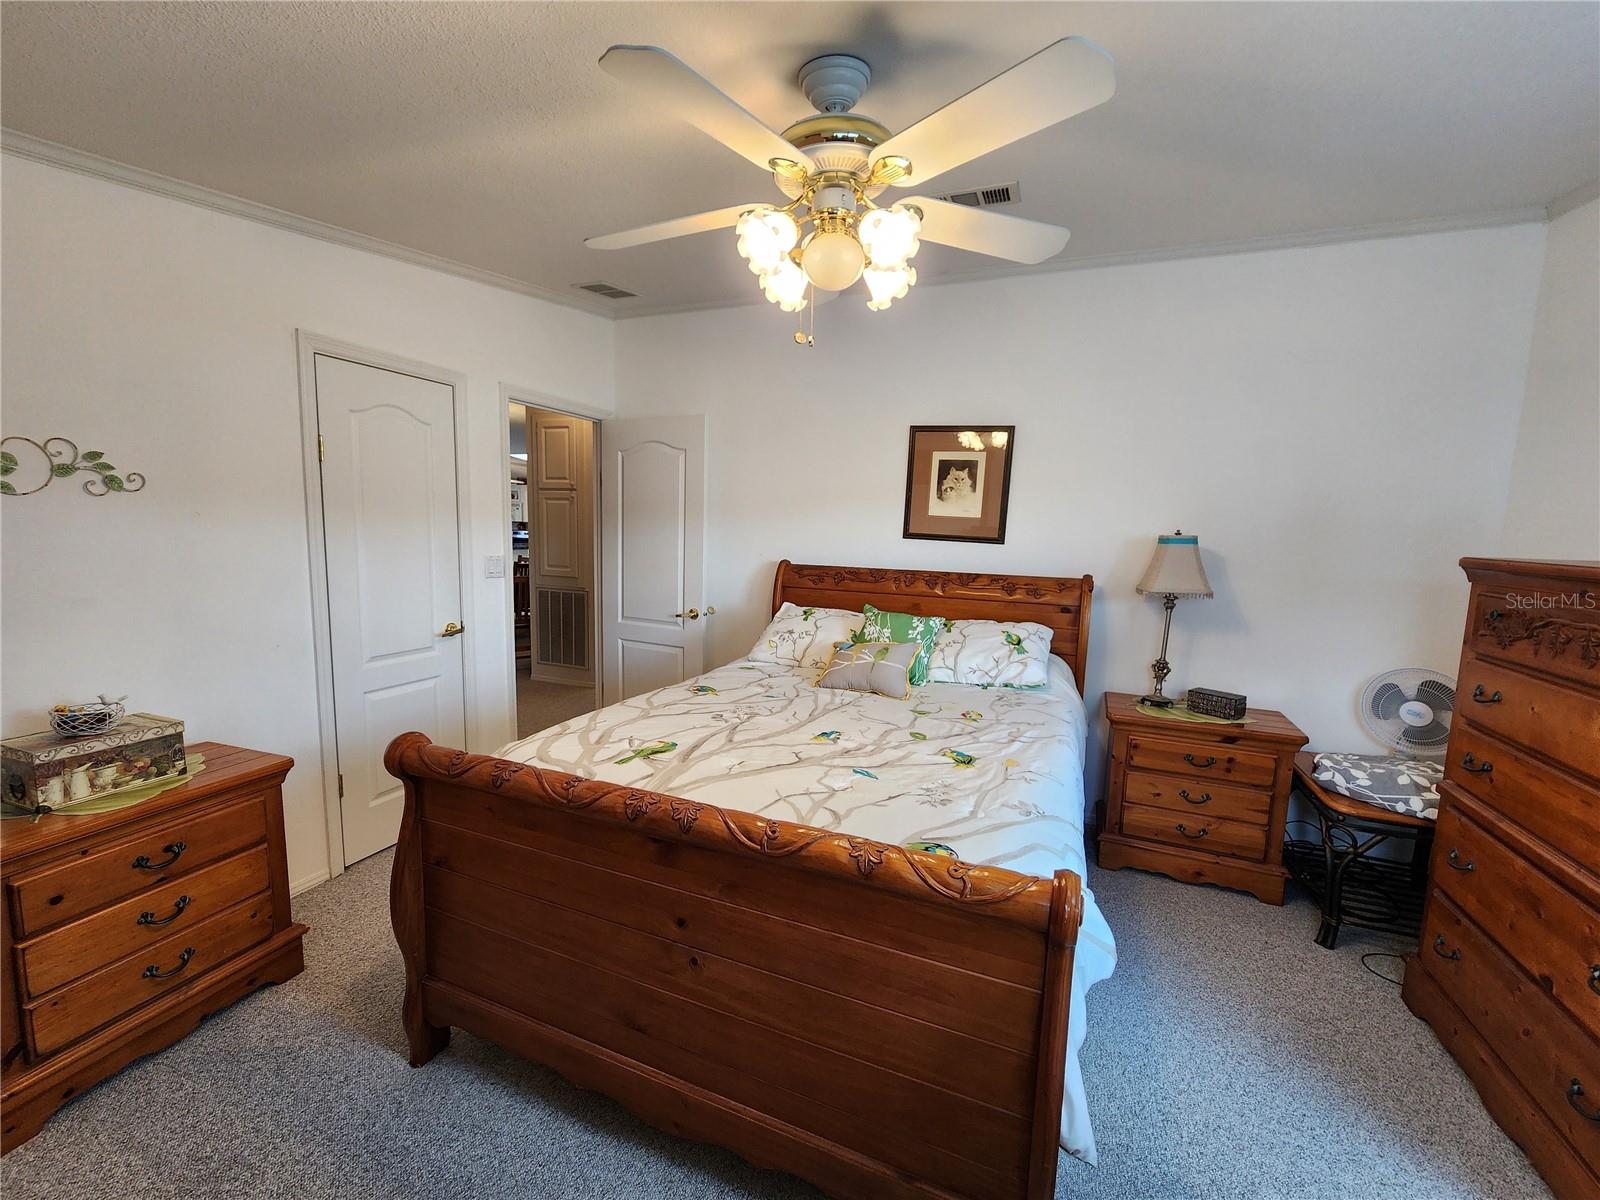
[772,559,1094,694]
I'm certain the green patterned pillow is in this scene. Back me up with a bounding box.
[854,603,944,685]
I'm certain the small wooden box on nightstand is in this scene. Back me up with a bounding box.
[1096,692,1308,904]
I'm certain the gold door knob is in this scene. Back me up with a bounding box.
[673,608,700,621]
[439,621,465,637]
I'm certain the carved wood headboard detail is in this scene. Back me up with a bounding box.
[772,559,1094,694]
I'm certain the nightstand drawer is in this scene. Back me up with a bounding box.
[1126,735,1277,788]
[1123,770,1270,824]
[1120,802,1267,861]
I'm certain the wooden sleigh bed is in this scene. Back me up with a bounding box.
[386,561,1094,1200]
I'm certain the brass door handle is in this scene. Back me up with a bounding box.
[439,622,464,638]
[674,609,700,621]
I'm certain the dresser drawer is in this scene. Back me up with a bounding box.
[1455,654,1600,781]
[7,795,267,937]
[1421,890,1600,1161]
[1124,735,1277,788]
[1120,802,1267,861]
[1446,724,1600,872]
[15,845,269,998]
[1433,794,1600,1040]
[1468,583,1600,690]
[23,891,275,1056]
[1122,769,1270,824]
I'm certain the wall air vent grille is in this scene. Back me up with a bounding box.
[934,183,1019,209]
[575,282,638,299]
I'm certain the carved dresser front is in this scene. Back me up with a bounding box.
[1402,558,1600,1199]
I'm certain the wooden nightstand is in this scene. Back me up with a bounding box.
[1097,692,1308,904]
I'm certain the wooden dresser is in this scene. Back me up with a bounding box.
[0,743,306,1152]
[1402,559,1599,1199]
[1097,692,1308,904]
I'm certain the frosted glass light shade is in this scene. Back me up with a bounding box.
[736,208,799,275]
[760,260,808,312]
[863,264,916,311]
[858,205,922,269]
[801,230,866,291]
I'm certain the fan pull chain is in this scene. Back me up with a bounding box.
[794,284,816,347]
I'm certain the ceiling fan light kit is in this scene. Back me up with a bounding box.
[588,38,1116,337]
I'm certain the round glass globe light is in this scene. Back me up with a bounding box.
[801,230,865,292]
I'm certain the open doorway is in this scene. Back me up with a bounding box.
[508,399,600,738]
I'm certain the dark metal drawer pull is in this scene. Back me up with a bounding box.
[1459,753,1493,776]
[132,841,187,871]
[1177,788,1211,805]
[141,947,194,980]
[1569,1079,1600,1123]
[137,895,191,927]
[1175,823,1208,840]
[1431,935,1461,961]
[1445,848,1475,872]
[1183,754,1218,769]
[1470,685,1502,704]
[1589,965,1600,997]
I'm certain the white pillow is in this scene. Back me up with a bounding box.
[748,603,863,669]
[926,619,1053,687]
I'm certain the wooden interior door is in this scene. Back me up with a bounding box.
[599,416,706,704]
[528,410,595,686]
[315,353,467,865]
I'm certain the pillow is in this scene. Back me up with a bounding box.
[748,603,863,668]
[855,604,944,685]
[815,640,918,699]
[926,619,1052,688]
[1311,753,1443,820]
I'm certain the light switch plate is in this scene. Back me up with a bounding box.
[485,555,505,579]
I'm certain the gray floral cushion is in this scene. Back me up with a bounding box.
[815,640,918,699]
[1311,753,1444,819]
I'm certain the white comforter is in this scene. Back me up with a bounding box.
[497,655,1117,1163]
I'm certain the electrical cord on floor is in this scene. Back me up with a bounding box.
[1361,952,1406,986]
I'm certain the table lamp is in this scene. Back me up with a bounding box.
[1135,530,1213,707]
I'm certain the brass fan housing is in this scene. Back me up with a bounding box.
[774,115,894,200]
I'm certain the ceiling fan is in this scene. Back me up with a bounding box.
[586,38,1115,323]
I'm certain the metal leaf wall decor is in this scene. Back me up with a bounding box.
[0,437,145,496]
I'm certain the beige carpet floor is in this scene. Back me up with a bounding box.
[0,851,1551,1199]
[515,673,596,739]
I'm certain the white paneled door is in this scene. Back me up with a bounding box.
[600,416,706,704]
[315,353,467,865]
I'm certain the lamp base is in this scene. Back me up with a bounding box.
[1140,694,1176,708]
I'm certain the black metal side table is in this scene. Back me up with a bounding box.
[1283,753,1435,949]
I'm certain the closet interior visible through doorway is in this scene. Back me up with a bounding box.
[507,399,600,739]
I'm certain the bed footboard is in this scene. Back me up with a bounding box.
[386,733,1082,1200]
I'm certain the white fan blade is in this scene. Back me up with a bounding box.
[586,204,760,250]
[875,37,1114,187]
[906,197,1070,264]
[599,45,798,172]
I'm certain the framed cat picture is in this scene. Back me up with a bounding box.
[902,425,1015,544]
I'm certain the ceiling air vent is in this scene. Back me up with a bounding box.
[575,281,638,300]
[934,182,1020,209]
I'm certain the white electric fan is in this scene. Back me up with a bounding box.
[1358,669,1457,759]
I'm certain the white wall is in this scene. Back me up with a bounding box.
[1,155,614,892]
[614,224,1548,799]
[1501,197,1600,557]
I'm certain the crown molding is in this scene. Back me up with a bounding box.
[4,127,1562,324]
[1,128,617,319]
[1547,178,1600,220]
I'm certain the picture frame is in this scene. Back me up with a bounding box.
[902,425,1015,544]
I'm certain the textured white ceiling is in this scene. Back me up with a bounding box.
[3,1,1596,315]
